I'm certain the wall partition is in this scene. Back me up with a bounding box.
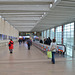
[0,16,19,40]
[63,22,74,57]
[56,26,62,44]
[50,28,54,40]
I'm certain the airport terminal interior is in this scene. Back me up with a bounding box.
[0,0,75,75]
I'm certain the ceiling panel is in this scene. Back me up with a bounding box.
[0,0,53,32]
[32,0,75,31]
[0,0,75,32]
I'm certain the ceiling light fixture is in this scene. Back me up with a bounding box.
[15,26,34,27]
[50,4,52,8]
[44,12,46,15]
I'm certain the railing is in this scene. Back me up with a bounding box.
[0,39,18,47]
[33,41,66,56]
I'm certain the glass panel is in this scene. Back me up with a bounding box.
[56,26,62,44]
[2,35,7,40]
[50,28,54,40]
[47,29,49,38]
[42,31,43,40]
[63,22,74,57]
[44,30,46,38]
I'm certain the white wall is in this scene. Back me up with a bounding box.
[0,17,19,46]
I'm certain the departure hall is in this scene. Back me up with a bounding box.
[0,0,75,75]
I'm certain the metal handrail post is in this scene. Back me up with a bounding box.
[72,45,75,58]
[72,46,74,58]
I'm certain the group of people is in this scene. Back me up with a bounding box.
[40,37,52,45]
[8,37,57,64]
[44,37,57,64]
[8,38,32,53]
[44,37,52,45]
[40,37,57,64]
[18,38,26,44]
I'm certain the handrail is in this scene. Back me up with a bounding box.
[72,45,75,47]
[72,46,75,58]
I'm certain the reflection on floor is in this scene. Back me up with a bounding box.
[0,42,75,75]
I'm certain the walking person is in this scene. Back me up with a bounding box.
[27,38,31,50]
[49,39,57,64]
[48,37,52,45]
[8,39,14,54]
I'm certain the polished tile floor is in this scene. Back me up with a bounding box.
[0,42,75,75]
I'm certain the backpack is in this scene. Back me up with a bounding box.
[8,41,12,47]
[8,44,11,46]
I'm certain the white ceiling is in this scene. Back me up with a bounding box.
[32,0,75,31]
[0,0,75,32]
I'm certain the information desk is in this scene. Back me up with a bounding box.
[33,42,66,55]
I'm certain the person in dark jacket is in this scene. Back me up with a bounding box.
[8,39,14,54]
[40,39,43,43]
[27,38,31,50]
[48,37,52,45]
[44,38,47,44]
[18,39,22,45]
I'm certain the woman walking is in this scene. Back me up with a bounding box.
[50,39,57,64]
[8,39,14,54]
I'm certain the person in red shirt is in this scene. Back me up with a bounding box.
[8,39,14,54]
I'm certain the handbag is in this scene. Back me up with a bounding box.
[50,46,56,51]
[47,51,52,58]
[50,43,56,51]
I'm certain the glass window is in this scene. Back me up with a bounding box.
[50,28,54,40]
[2,35,7,40]
[63,22,74,57]
[44,30,46,38]
[56,26,62,44]
[42,31,43,40]
[47,29,49,38]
